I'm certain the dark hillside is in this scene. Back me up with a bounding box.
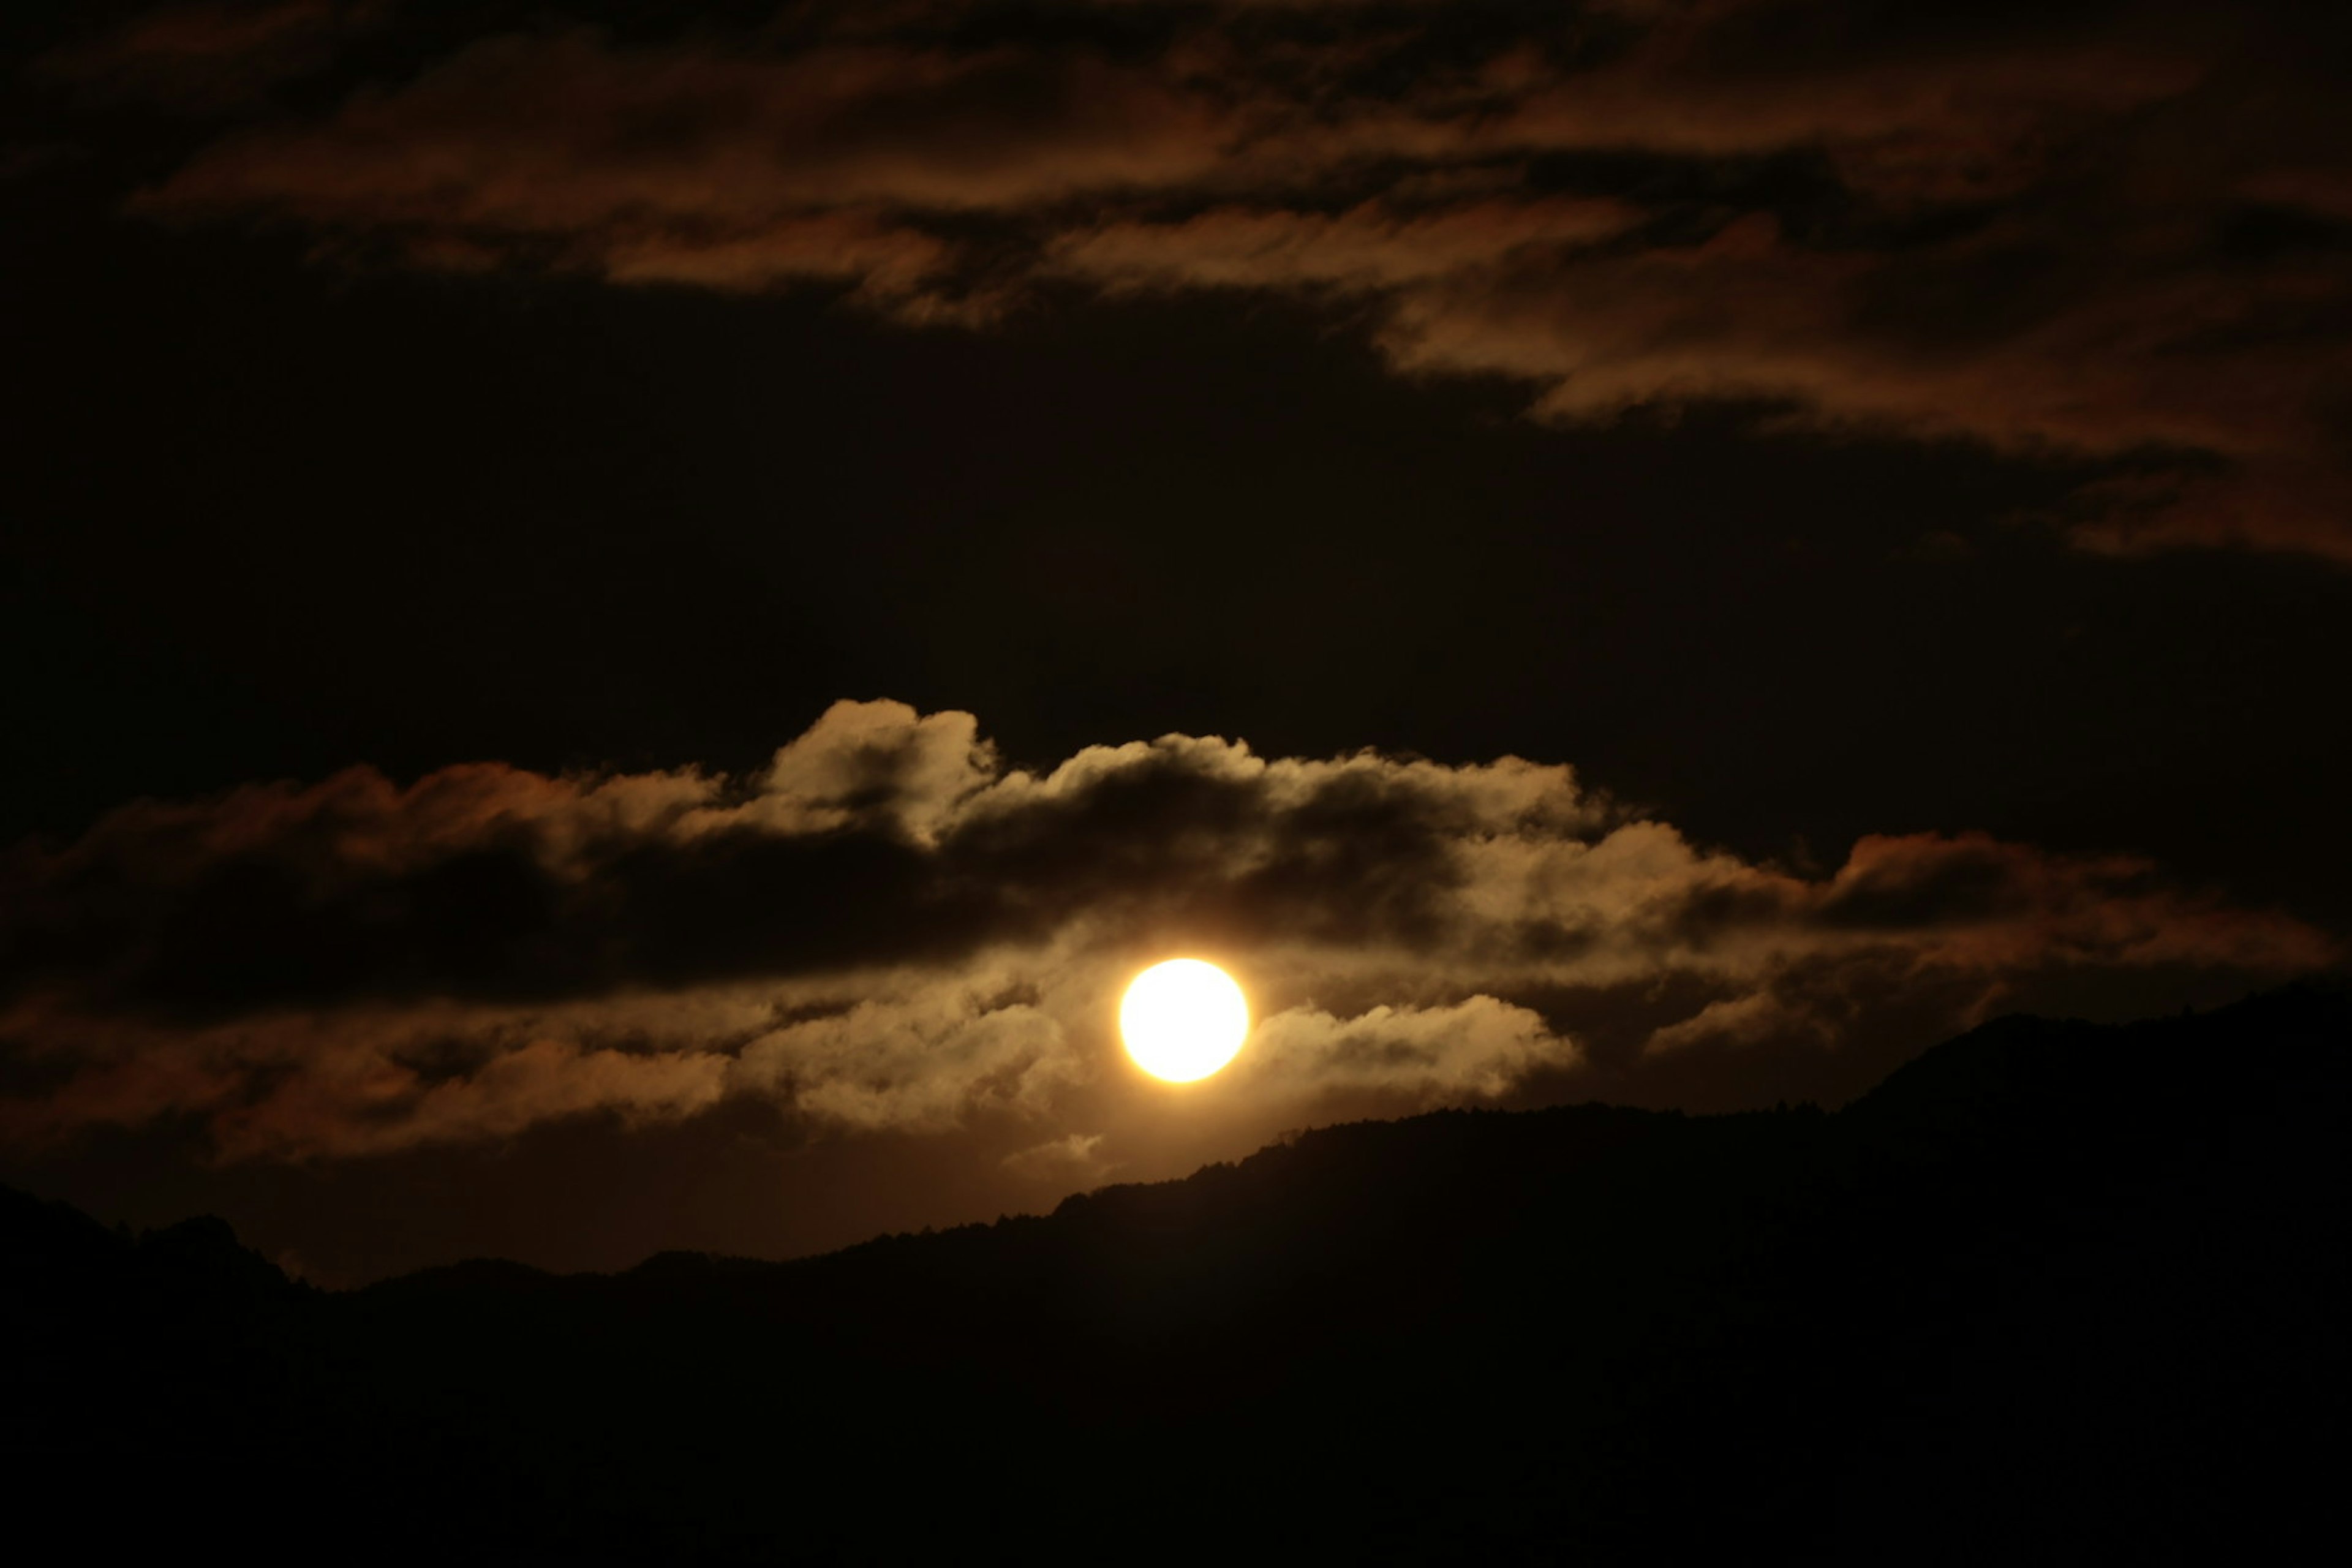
[6,988,2346,1561]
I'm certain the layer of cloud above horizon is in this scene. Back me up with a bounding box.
[0,700,2332,1164]
[56,0,2352,560]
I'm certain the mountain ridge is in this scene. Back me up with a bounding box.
[4,984,2345,1561]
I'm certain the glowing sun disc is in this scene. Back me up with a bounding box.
[1120,959,1250,1082]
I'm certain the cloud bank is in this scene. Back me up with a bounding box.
[1,700,2331,1162]
[89,0,2352,559]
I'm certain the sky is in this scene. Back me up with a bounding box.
[3,0,2348,1281]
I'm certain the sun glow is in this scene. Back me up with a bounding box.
[1120,959,1250,1082]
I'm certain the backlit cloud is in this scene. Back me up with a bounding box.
[0,700,2331,1162]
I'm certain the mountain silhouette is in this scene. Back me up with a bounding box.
[5,987,2346,1562]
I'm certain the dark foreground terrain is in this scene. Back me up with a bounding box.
[6,989,2348,1561]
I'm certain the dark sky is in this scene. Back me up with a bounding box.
[4,0,2347,1281]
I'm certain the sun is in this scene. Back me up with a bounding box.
[1120,959,1251,1082]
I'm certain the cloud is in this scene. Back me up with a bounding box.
[1048,197,1640,295]
[107,0,2352,560]
[1246,997,1572,1101]
[0,699,2332,1161]
[131,27,1237,320]
[1643,989,1828,1058]
[1002,1131,1113,1185]
[35,1,387,108]
[736,989,1075,1131]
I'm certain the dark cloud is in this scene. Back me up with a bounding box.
[33,1,388,108]
[94,0,2352,558]
[1,703,1492,1017]
[0,701,2331,1161]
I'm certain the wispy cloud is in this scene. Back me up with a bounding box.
[108,0,2352,559]
[36,1,388,108]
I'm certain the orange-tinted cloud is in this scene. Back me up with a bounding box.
[115,1,2352,559]
[1049,197,1640,295]
[135,28,1237,319]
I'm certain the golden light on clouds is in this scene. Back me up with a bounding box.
[1120,959,1250,1084]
